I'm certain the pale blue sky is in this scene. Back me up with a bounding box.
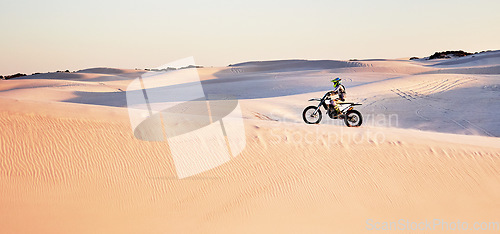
[1,0,499,75]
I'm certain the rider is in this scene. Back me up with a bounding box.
[328,77,346,116]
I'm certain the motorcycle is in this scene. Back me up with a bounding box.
[302,91,363,127]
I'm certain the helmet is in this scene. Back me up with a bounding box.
[331,77,341,89]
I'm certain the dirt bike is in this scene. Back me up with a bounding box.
[302,92,363,127]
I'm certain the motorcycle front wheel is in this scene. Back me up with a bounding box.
[302,106,322,124]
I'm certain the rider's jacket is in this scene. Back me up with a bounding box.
[329,84,346,101]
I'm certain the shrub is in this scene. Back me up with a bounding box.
[3,73,27,79]
[428,50,472,60]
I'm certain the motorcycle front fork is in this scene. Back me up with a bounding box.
[312,105,321,115]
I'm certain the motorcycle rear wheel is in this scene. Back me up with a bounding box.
[344,110,363,127]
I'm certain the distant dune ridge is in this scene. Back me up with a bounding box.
[228,59,365,72]
[0,50,499,233]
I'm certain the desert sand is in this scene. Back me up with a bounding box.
[1,51,499,233]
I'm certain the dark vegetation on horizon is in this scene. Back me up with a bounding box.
[410,50,492,60]
[429,50,472,59]
[1,70,72,80]
[1,73,27,80]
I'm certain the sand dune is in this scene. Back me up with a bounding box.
[228,59,366,72]
[0,51,499,233]
[0,108,499,233]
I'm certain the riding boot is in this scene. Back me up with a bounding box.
[334,105,341,115]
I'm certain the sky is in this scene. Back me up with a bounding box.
[1,0,499,75]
